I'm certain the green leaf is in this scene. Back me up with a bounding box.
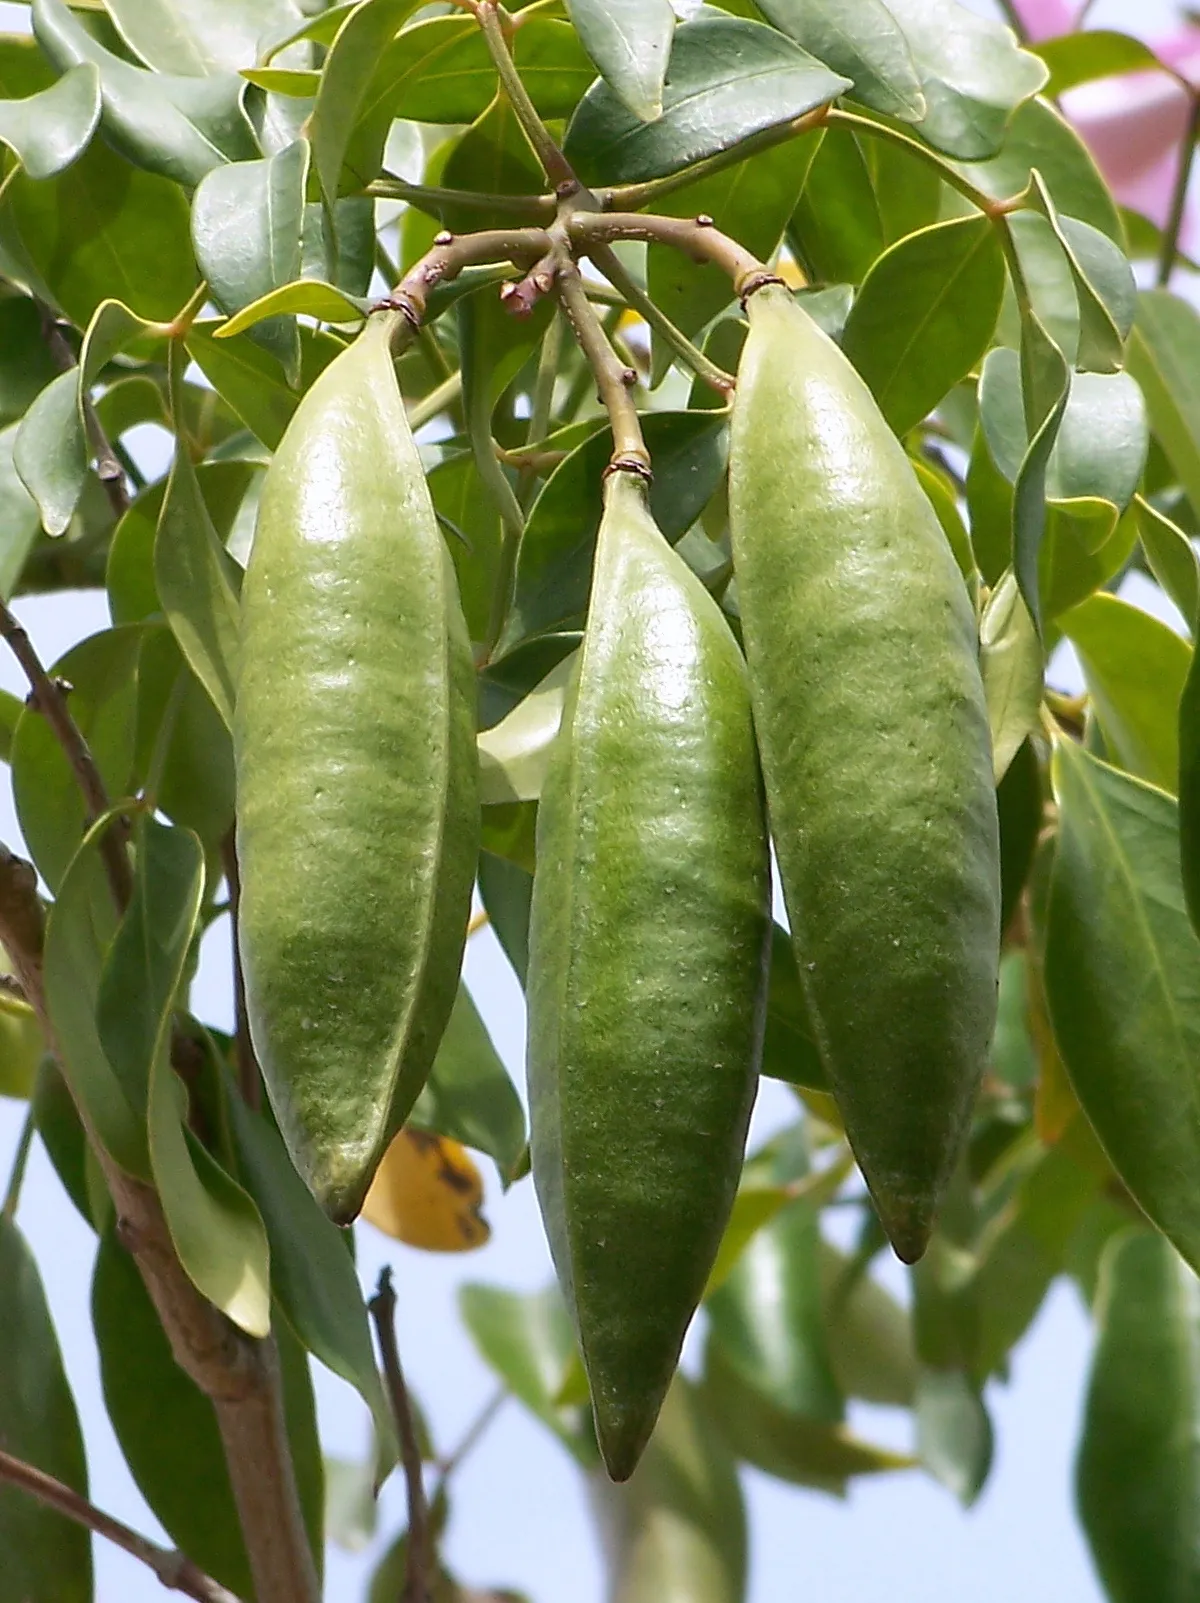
[15,298,165,538]
[1078,1229,1200,1603]
[564,0,674,122]
[820,1242,917,1407]
[0,62,99,179]
[101,816,271,1336]
[789,126,884,285]
[1061,593,1190,794]
[184,322,300,450]
[459,1281,596,1463]
[759,923,828,1092]
[755,0,925,120]
[706,1133,843,1426]
[104,0,307,75]
[1012,313,1070,631]
[13,624,144,891]
[324,1456,378,1554]
[0,1217,91,1603]
[1022,175,1132,373]
[564,15,850,184]
[93,1227,323,1599]
[154,427,243,731]
[135,631,236,848]
[0,425,45,595]
[0,297,61,427]
[1139,497,1200,630]
[882,0,1047,161]
[226,1086,399,1478]
[500,411,729,652]
[478,651,574,805]
[310,0,424,202]
[218,278,370,338]
[842,214,1004,437]
[427,451,502,647]
[192,140,311,380]
[1127,290,1200,522]
[1044,741,1200,1278]
[980,570,1042,784]
[408,982,526,1182]
[32,0,257,188]
[43,822,147,1176]
[647,137,818,384]
[594,1378,746,1603]
[916,1368,993,1506]
[1033,30,1162,98]
[477,852,533,987]
[8,135,199,327]
[32,1059,96,1227]
[957,96,1121,241]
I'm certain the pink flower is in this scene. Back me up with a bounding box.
[1008,0,1200,245]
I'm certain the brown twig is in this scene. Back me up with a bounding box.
[0,1449,242,1603]
[568,212,776,304]
[0,600,133,909]
[554,254,650,474]
[220,833,260,1111]
[37,303,130,520]
[385,227,551,326]
[370,1269,434,1603]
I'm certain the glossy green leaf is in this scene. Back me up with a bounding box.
[0,62,99,179]
[1078,1229,1200,1603]
[980,570,1042,784]
[1128,290,1200,522]
[820,1242,917,1407]
[1021,176,1131,374]
[104,0,305,75]
[0,297,60,427]
[427,451,502,647]
[1033,30,1161,97]
[1012,312,1070,631]
[226,1087,399,1476]
[1063,593,1189,794]
[8,135,198,327]
[94,1227,323,1598]
[998,739,1044,938]
[218,278,370,338]
[32,0,257,187]
[1045,741,1200,1276]
[842,214,1004,437]
[192,140,310,379]
[478,652,574,806]
[955,97,1119,240]
[0,1217,91,1603]
[593,1378,746,1603]
[310,0,424,202]
[789,125,884,285]
[409,982,526,1182]
[565,0,673,122]
[760,923,829,1092]
[882,0,1047,161]
[647,137,818,384]
[13,625,144,891]
[564,15,850,184]
[154,426,243,731]
[133,631,235,848]
[31,1059,95,1227]
[186,321,345,450]
[1139,497,1200,630]
[755,0,925,120]
[459,1281,595,1463]
[500,411,729,652]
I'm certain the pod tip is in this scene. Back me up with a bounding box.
[593,1391,664,1484]
[875,1193,936,1267]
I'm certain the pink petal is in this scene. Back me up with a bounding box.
[1064,72,1192,188]
[1007,0,1078,42]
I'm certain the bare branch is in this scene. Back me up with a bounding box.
[370,1269,434,1603]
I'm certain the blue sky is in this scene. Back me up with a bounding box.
[0,0,1183,1596]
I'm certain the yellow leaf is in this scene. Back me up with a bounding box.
[362,1129,490,1253]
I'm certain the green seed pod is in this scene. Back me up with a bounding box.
[528,470,771,1482]
[728,284,1000,1264]
[236,316,479,1224]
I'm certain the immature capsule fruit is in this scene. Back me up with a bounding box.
[235,316,479,1223]
[528,470,771,1481]
[728,284,1001,1263]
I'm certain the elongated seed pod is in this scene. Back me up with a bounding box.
[528,470,771,1482]
[729,284,1000,1264]
[235,316,479,1223]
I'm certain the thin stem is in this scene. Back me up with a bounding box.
[220,833,260,1111]
[1158,92,1200,287]
[433,1389,506,1501]
[518,315,563,503]
[555,256,649,470]
[2,1104,35,1221]
[602,103,830,212]
[569,212,773,303]
[584,241,735,395]
[408,370,463,433]
[476,2,578,192]
[370,1269,434,1603]
[993,0,1028,41]
[369,177,555,223]
[0,1448,243,1603]
[37,304,130,520]
[0,600,132,910]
